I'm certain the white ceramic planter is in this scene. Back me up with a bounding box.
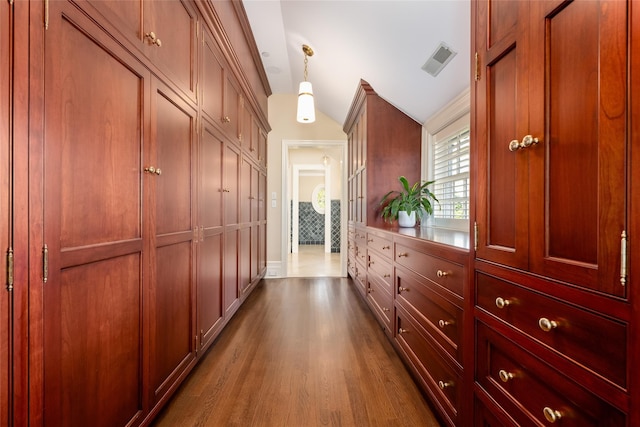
[398,211,416,227]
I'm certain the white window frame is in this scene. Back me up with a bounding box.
[423,88,470,231]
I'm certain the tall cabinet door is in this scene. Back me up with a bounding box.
[474,0,530,269]
[0,1,10,425]
[527,0,627,296]
[40,3,148,425]
[149,78,197,405]
[198,124,224,352]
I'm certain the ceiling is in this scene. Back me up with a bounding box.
[242,0,471,127]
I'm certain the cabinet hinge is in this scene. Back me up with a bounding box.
[7,248,14,292]
[620,231,627,286]
[43,244,49,283]
[474,222,478,252]
[474,52,480,81]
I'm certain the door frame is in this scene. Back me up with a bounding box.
[281,140,347,277]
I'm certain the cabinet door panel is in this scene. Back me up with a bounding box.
[144,0,197,101]
[150,81,196,403]
[240,157,251,224]
[224,144,240,225]
[528,0,627,296]
[224,229,239,315]
[198,232,222,351]
[202,28,225,126]
[0,0,10,422]
[42,7,146,425]
[475,0,529,269]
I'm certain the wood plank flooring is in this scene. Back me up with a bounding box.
[151,277,442,427]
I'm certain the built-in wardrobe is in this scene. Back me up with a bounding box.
[1,1,269,426]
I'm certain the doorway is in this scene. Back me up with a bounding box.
[282,140,347,277]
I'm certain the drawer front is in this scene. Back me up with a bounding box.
[396,267,462,362]
[476,321,626,427]
[367,276,393,329]
[353,262,366,296]
[355,242,367,266]
[366,231,393,259]
[367,250,393,290]
[396,308,460,425]
[395,243,463,296]
[476,272,627,387]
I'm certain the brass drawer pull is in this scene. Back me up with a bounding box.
[398,287,409,293]
[367,238,373,242]
[436,270,449,278]
[382,307,390,312]
[397,253,408,258]
[498,369,514,383]
[368,261,374,266]
[382,245,390,250]
[543,407,562,423]
[222,116,231,123]
[438,380,454,390]
[398,328,408,334]
[495,297,511,309]
[383,274,391,278]
[438,319,453,329]
[538,317,558,332]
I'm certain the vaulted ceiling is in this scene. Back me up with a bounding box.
[243,0,471,126]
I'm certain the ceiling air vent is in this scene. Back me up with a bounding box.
[422,42,457,77]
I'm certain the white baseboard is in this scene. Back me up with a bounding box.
[266,261,282,278]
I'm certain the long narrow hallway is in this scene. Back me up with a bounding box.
[152,278,441,426]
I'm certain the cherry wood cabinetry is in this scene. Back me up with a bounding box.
[348,226,470,427]
[7,1,270,426]
[472,0,637,424]
[344,80,422,228]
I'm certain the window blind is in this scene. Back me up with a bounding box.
[433,128,470,219]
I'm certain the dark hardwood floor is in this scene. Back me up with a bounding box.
[151,277,442,427]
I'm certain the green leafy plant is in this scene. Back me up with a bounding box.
[379,176,438,224]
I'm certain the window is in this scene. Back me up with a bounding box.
[433,126,470,221]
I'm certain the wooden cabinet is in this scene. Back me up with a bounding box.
[343,80,422,228]
[18,0,270,425]
[475,0,627,297]
[472,0,634,424]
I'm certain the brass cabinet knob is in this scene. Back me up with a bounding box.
[543,407,562,423]
[538,317,559,332]
[495,297,510,309]
[382,307,390,312]
[145,31,162,47]
[438,380,454,390]
[144,166,161,175]
[436,270,449,278]
[438,319,453,329]
[498,369,514,383]
[508,134,540,152]
[222,116,231,123]
[398,287,409,293]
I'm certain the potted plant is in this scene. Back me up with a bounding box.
[379,176,438,227]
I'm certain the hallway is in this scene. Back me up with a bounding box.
[152,278,441,427]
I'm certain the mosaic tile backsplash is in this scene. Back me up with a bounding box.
[294,200,341,252]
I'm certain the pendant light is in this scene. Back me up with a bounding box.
[296,44,316,123]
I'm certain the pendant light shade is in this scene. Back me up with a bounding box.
[296,44,316,123]
[297,81,315,123]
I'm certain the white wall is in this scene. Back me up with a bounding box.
[266,94,347,276]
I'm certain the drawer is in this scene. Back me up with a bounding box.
[396,267,462,363]
[354,228,367,246]
[352,263,366,297]
[367,275,393,330]
[476,321,626,427]
[355,242,367,265]
[476,272,627,387]
[395,243,463,296]
[367,250,393,290]
[396,307,460,426]
[366,231,393,259]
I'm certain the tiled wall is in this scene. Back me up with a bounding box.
[294,200,341,252]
